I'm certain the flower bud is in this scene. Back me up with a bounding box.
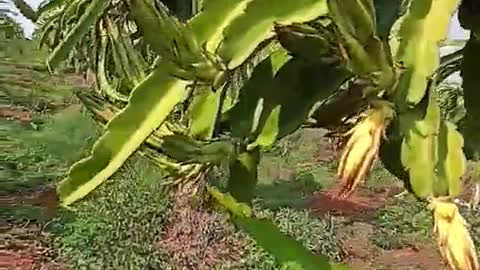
[430,199,479,270]
[336,102,394,198]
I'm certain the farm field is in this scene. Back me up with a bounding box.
[2,42,479,270]
[2,1,480,269]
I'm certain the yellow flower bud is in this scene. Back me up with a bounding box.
[430,199,479,270]
[336,102,394,198]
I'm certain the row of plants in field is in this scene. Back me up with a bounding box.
[6,0,480,269]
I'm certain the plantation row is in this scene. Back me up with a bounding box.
[2,0,480,269]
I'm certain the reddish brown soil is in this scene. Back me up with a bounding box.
[0,105,32,122]
[376,247,449,270]
[0,99,81,270]
[1,185,63,270]
[0,223,67,270]
[0,186,59,218]
[303,183,401,221]
[156,185,244,270]
[332,220,449,270]
[305,184,450,270]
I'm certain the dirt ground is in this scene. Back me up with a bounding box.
[0,105,32,122]
[305,184,450,270]
[2,186,451,270]
[0,221,67,270]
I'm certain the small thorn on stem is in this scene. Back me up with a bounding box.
[393,190,408,198]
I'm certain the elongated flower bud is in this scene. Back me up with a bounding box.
[430,199,479,270]
[336,102,394,198]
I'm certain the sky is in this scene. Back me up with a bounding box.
[6,0,472,40]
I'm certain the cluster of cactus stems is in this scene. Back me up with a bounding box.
[12,0,480,269]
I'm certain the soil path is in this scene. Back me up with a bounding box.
[1,103,70,270]
[304,184,449,270]
[0,221,68,270]
[0,105,32,122]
